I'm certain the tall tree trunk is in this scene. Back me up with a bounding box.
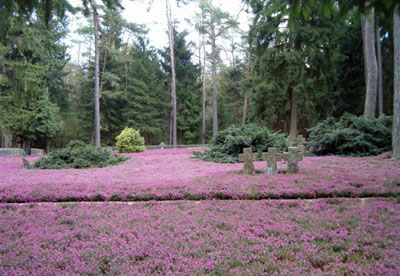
[169,105,173,144]
[393,5,400,159]
[0,130,3,148]
[289,89,297,138]
[211,23,218,136]
[361,14,368,86]
[362,9,378,117]
[166,0,177,147]
[289,37,301,137]
[376,18,383,116]
[242,93,248,124]
[242,51,251,125]
[93,0,101,147]
[201,9,206,144]
[100,47,108,97]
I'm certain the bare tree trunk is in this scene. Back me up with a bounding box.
[93,0,101,147]
[361,14,368,87]
[289,89,297,138]
[169,105,173,144]
[100,47,108,97]
[201,9,206,144]
[211,22,218,136]
[393,5,400,159]
[242,51,251,125]
[376,18,384,116]
[166,0,177,147]
[242,93,248,124]
[362,9,378,117]
[289,37,301,137]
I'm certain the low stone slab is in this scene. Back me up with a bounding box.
[0,148,44,157]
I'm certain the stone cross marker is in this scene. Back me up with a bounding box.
[238,148,258,174]
[262,147,282,174]
[288,135,306,152]
[282,147,303,173]
[296,135,306,152]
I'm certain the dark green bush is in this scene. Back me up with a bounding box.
[25,140,129,169]
[308,114,392,156]
[194,124,286,163]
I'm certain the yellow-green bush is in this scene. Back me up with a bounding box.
[116,127,145,153]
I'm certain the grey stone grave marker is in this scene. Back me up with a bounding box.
[288,135,306,152]
[238,148,258,174]
[262,147,282,174]
[282,147,303,173]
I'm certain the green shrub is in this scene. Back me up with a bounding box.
[25,140,129,169]
[116,127,145,153]
[307,113,392,156]
[194,124,286,163]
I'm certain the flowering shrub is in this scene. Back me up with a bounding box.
[0,199,399,275]
[1,148,399,202]
[194,124,286,163]
[116,127,145,153]
[25,140,128,169]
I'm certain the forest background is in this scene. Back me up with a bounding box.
[0,0,398,156]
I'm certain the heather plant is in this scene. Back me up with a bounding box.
[194,124,286,163]
[308,114,392,156]
[116,127,145,153]
[0,199,399,275]
[25,140,128,169]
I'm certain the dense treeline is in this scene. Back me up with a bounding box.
[0,0,398,158]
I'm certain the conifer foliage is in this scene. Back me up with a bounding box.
[116,127,145,153]
[194,124,286,163]
[308,114,392,156]
[25,140,128,169]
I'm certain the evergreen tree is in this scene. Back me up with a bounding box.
[248,0,342,135]
[0,4,67,148]
[162,29,201,144]
[123,38,169,144]
[218,62,248,129]
[199,0,239,136]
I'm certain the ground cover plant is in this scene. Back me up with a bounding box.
[1,148,399,203]
[23,140,128,169]
[308,114,392,156]
[194,124,286,163]
[0,199,399,275]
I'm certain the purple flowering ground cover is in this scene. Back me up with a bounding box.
[0,148,400,202]
[1,199,399,275]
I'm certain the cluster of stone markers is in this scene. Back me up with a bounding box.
[238,135,306,174]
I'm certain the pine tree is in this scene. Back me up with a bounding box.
[162,29,201,144]
[0,4,67,149]
[248,0,342,134]
[199,0,239,136]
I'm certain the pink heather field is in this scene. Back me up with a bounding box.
[0,148,399,202]
[0,199,399,275]
[1,148,400,275]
